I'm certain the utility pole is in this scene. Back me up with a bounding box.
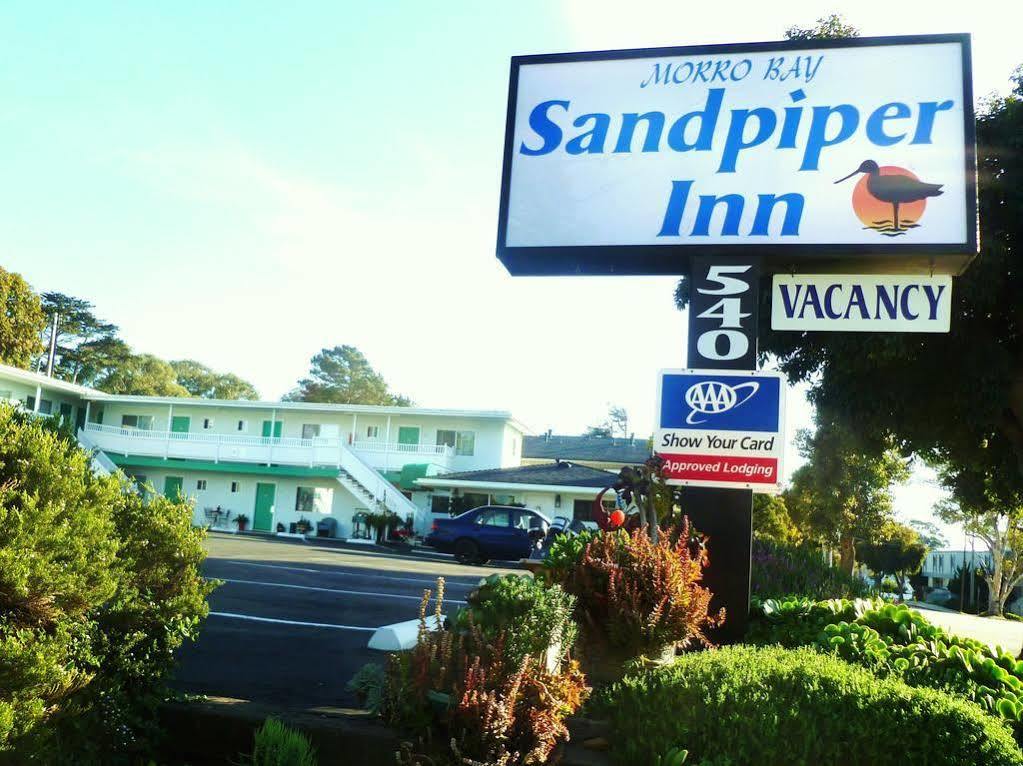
[45,313,59,378]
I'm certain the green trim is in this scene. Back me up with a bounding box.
[399,463,430,491]
[106,454,341,479]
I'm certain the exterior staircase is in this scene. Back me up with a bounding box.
[336,442,421,526]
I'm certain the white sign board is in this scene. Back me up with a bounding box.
[655,369,785,492]
[497,35,976,276]
[771,274,952,332]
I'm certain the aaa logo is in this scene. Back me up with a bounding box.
[835,160,943,237]
[684,380,759,425]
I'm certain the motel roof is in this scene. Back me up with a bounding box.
[0,363,529,432]
[417,461,619,494]
[522,434,651,465]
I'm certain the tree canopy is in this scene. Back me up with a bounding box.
[585,405,630,438]
[38,292,120,383]
[784,14,859,41]
[752,493,801,545]
[783,413,910,573]
[856,521,927,598]
[95,354,190,397]
[286,345,411,406]
[935,471,1023,614]
[909,519,949,551]
[0,266,45,369]
[169,360,259,400]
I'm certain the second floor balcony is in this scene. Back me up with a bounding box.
[80,422,455,472]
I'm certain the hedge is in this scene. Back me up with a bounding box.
[0,406,215,763]
[592,645,1023,766]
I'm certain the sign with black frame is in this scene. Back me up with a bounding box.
[496,34,976,277]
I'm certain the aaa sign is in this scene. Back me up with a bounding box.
[656,370,786,492]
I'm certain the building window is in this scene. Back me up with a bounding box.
[456,431,475,456]
[302,424,320,440]
[203,418,214,430]
[121,414,154,430]
[437,429,475,456]
[366,425,379,439]
[493,494,518,506]
[196,479,207,491]
[230,481,240,493]
[296,486,315,513]
[237,420,247,432]
[59,402,73,421]
[431,495,450,514]
[38,399,53,415]
[296,486,333,513]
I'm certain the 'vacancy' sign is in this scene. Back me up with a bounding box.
[771,274,952,332]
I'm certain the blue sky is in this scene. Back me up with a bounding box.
[3,1,1021,547]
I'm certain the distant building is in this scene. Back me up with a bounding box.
[417,460,619,522]
[522,431,651,473]
[921,549,993,588]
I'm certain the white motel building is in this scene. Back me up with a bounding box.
[0,363,634,537]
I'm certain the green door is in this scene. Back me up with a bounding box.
[163,476,184,500]
[398,427,420,448]
[171,416,190,437]
[261,420,283,438]
[253,483,276,531]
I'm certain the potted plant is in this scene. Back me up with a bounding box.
[235,513,250,532]
[295,516,313,535]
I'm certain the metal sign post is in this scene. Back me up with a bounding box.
[681,256,760,642]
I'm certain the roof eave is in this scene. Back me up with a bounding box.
[415,477,612,494]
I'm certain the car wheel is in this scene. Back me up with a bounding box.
[454,539,480,565]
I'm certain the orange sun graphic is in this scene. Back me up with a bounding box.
[851,165,927,229]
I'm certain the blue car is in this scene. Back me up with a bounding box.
[425,506,550,564]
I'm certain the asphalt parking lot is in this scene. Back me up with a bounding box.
[173,533,517,710]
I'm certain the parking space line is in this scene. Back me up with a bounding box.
[209,611,376,631]
[212,577,467,604]
[220,560,478,588]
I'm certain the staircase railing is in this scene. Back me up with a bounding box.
[338,441,420,521]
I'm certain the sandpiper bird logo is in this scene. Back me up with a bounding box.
[835,160,943,237]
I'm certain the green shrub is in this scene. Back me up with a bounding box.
[0,405,214,763]
[346,663,385,714]
[383,581,588,765]
[592,645,1023,766]
[819,602,1023,725]
[746,596,883,647]
[250,718,317,766]
[749,597,1023,728]
[452,573,576,664]
[751,539,872,600]
[537,529,600,585]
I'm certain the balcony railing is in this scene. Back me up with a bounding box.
[81,423,454,470]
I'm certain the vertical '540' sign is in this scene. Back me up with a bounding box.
[688,257,760,369]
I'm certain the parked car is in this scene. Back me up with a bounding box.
[925,586,955,606]
[425,506,550,564]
